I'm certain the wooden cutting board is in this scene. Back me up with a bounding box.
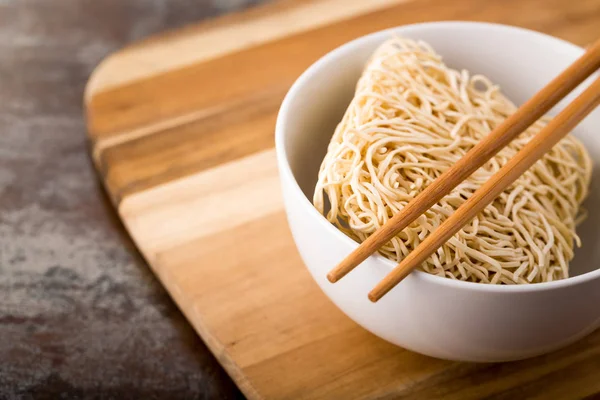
[84,0,600,398]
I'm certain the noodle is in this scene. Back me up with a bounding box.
[313,37,592,284]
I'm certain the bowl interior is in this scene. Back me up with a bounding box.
[281,22,600,278]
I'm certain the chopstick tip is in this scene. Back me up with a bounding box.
[326,272,339,283]
[367,291,379,303]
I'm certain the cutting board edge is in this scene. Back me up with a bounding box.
[84,75,269,400]
[123,213,265,400]
[83,46,265,400]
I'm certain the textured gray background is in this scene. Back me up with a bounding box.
[0,0,264,398]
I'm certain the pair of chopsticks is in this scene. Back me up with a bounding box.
[327,38,600,302]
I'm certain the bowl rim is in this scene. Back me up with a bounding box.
[275,20,600,293]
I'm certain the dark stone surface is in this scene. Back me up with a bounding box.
[0,0,264,398]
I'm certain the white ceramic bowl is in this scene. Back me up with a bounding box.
[275,22,600,362]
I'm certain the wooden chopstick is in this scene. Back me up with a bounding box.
[327,37,600,284]
[368,75,600,302]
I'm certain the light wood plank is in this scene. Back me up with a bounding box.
[85,0,404,99]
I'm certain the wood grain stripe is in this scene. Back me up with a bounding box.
[98,87,283,203]
[118,149,281,259]
[87,1,410,141]
[84,0,405,99]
